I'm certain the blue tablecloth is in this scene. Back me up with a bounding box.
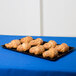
[0,35,76,76]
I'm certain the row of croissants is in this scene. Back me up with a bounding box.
[5,36,69,58]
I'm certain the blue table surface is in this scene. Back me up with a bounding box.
[0,35,76,76]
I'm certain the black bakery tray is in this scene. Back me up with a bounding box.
[1,41,74,61]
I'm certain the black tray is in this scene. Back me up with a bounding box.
[1,41,74,61]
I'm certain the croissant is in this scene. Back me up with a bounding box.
[42,48,58,58]
[17,43,31,52]
[29,45,45,55]
[20,36,33,43]
[55,43,69,52]
[29,38,43,46]
[5,43,13,49]
[5,40,21,48]
[43,40,57,49]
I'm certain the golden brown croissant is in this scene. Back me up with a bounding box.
[5,40,21,48]
[43,40,57,49]
[42,48,58,58]
[17,43,31,52]
[55,43,69,52]
[20,36,33,43]
[11,40,21,48]
[29,38,43,46]
[29,45,45,55]
[5,43,13,49]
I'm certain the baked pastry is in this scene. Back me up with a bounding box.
[20,36,33,43]
[5,40,21,48]
[43,40,57,49]
[5,43,13,49]
[29,38,43,46]
[55,43,69,52]
[17,43,31,52]
[29,45,45,55]
[42,48,58,58]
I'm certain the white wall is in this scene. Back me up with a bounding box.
[43,0,76,37]
[0,0,40,36]
[0,0,76,37]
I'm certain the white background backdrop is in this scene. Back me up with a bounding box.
[43,0,76,37]
[0,0,40,36]
[0,0,76,37]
